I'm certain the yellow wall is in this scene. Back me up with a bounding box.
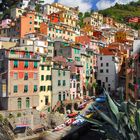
[38,58,52,110]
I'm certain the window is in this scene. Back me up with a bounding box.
[17,98,22,109]
[22,40,25,44]
[29,28,32,31]
[58,94,61,101]
[75,57,80,61]
[41,66,44,70]
[73,82,76,88]
[47,66,50,71]
[26,97,30,108]
[34,85,37,92]
[14,73,18,80]
[48,86,52,91]
[45,96,49,105]
[24,61,28,68]
[63,80,66,86]
[101,63,103,67]
[106,63,109,66]
[63,94,65,101]
[29,21,32,24]
[14,60,18,68]
[14,85,18,93]
[40,86,43,91]
[41,75,44,81]
[100,69,103,73]
[105,77,108,82]
[10,50,15,54]
[40,86,46,91]
[24,73,28,80]
[24,85,28,92]
[58,70,61,76]
[58,80,61,86]
[43,57,45,62]
[100,57,102,60]
[106,69,109,73]
[63,71,65,76]
[34,62,38,68]
[46,75,52,80]
[34,73,37,80]
[70,83,72,88]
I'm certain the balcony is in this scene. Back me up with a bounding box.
[7,53,40,60]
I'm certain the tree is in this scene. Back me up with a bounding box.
[84,12,91,18]
[78,12,83,19]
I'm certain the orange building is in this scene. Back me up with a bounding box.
[20,12,35,38]
[40,22,48,35]
[75,35,91,45]
[115,30,126,43]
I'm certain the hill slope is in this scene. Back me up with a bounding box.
[99,0,140,29]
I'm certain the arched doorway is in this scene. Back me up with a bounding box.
[17,98,22,109]
[26,97,30,108]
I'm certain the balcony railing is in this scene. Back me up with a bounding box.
[7,54,40,60]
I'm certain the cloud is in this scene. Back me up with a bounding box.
[57,0,92,12]
[44,0,55,4]
[96,0,139,10]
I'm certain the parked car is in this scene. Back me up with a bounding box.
[64,118,75,126]
[67,112,78,118]
[53,124,65,132]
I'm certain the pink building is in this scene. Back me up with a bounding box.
[0,19,11,28]
[67,62,83,100]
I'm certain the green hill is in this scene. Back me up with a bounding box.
[99,0,140,29]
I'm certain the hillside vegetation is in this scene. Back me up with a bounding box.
[99,0,140,29]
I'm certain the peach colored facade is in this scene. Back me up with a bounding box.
[20,12,35,38]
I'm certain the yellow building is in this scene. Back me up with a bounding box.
[0,41,17,49]
[47,22,78,42]
[38,56,53,111]
[43,3,61,15]
[83,12,103,28]
[59,10,77,27]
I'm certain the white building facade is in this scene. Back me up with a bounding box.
[97,55,119,92]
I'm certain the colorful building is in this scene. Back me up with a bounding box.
[51,62,70,110]
[97,48,120,93]
[83,12,103,28]
[115,30,127,43]
[48,13,60,23]
[38,56,52,111]
[0,49,40,110]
